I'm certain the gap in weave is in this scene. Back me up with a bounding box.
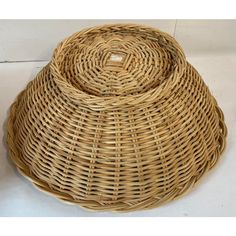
[109,54,123,62]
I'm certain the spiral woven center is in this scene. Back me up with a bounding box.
[53,26,185,97]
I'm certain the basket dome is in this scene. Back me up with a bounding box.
[7,24,227,212]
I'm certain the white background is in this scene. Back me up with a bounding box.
[0,20,235,216]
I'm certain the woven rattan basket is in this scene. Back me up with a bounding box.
[7,24,227,212]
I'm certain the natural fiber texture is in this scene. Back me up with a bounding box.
[7,24,227,212]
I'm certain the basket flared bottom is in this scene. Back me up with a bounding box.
[7,95,227,212]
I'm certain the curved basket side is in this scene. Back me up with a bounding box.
[6,91,227,212]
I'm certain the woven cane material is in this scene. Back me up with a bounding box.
[7,24,227,212]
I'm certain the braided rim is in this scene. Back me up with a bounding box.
[7,88,227,212]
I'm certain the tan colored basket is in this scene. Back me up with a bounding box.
[7,24,227,212]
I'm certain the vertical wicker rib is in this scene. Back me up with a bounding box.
[7,24,227,212]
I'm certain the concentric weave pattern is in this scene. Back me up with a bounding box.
[7,24,227,212]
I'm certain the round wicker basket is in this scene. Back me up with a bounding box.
[7,24,227,212]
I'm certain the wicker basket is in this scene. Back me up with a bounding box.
[7,24,227,212]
